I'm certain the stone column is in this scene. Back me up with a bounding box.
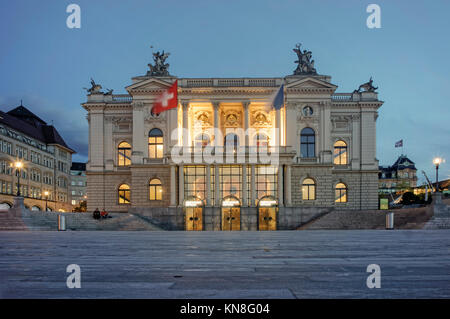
[242,164,248,207]
[170,164,176,206]
[278,165,284,207]
[89,108,105,171]
[104,117,113,170]
[243,101,250,147]
[250,164,256,207]
[132,102,145,164]
[178,164,184,206]
[285,164,292,206]
[214,164,220,206]
[206,164,211,206]
[212,101,220,146]
[182,101,189,147]
[275,108,281,148]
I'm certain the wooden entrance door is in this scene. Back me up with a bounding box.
[222,207,241,231]
[258,207,276,231]
[185,207,203,231]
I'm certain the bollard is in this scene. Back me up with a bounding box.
[58,214,66,231]
[385,212,394,230]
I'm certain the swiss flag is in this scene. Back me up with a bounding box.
[151,80,178,114]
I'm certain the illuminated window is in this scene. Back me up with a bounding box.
[300,128,315,158]
[184,166,215,203]
[149,178,162,201]
[118,184,130,204]
[335,183,347,203]
[194,133,210,148]
[148,128,163,159]
[302,178,316,200]
[220,165,242,200]
[224,134,239,153]
[254,133,269,147]
[118,142,131,166]
[333,140,348,165]
[246,165,278,205]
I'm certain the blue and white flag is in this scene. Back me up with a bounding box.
[264,85,284,112]
[272,84,284,110]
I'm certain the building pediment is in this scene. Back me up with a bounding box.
[286,77,337,90]
[126,78,175,94]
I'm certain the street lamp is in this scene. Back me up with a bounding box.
[433,157,443,192]
[44,191,49,211]
[14,161,23,196]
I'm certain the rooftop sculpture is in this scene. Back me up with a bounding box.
[147,48,171,76]
[84,78,103,94]
[293,43,317,75]
[355,77,378,93]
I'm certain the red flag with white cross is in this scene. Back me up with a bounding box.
[151,80,178,114]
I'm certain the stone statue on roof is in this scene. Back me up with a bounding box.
[355,77,378,93]
[147,48,171,76]
[293,43,317,75]
[84,78,103,94]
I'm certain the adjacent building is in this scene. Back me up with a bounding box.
[379,155,418,194]
[0,105,74,211]
[70,162,87,209]
[83,45,383,230]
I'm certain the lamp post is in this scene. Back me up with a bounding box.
[44,191,49,211]
[433,157,442,192]
[14,161,23,196]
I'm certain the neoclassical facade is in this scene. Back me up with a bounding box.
[83,47,383,230]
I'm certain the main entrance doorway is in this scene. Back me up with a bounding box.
[184,196,204,231]
[221,195,241,231]
[257,196,278,231]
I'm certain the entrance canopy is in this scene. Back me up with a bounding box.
[183,195,204,208]
[257,195,278,207]
[221,195,241,207]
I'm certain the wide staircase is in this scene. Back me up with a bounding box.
[298,206,433,230]
[0,210,28,231]
[1,210,163,231]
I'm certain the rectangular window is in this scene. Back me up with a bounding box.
[219,165,242,200]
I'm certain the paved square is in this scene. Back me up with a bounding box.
[0,230,449,298]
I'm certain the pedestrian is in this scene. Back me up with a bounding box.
[93,207,100,220]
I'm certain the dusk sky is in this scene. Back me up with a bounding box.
[0,0,449,184]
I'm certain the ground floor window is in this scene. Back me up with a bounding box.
[118,184,130,204]
[335,182,348,203]
[220,165,242,200]
[302,178,316,200]
[247,165,278,205]
[184,166,215,203]
[149,178,162,201]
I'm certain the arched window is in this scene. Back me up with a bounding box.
[118,184,131,204]
[335,183,347,203]
[302,178,316,200]
[118,142,131,166]
[333,140,348,165]
[300,128,315,158]
[254,133,269,147]
[148,128,163,159]
[195,133,210,148]
[149,178,162,201]
[224,133,239,152]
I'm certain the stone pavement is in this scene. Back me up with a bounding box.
[0,230,449,299]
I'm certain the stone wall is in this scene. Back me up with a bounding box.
[290,166,378,210]
[130,165,171,207]
[302,206,433,230]
[86,171,131,212]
